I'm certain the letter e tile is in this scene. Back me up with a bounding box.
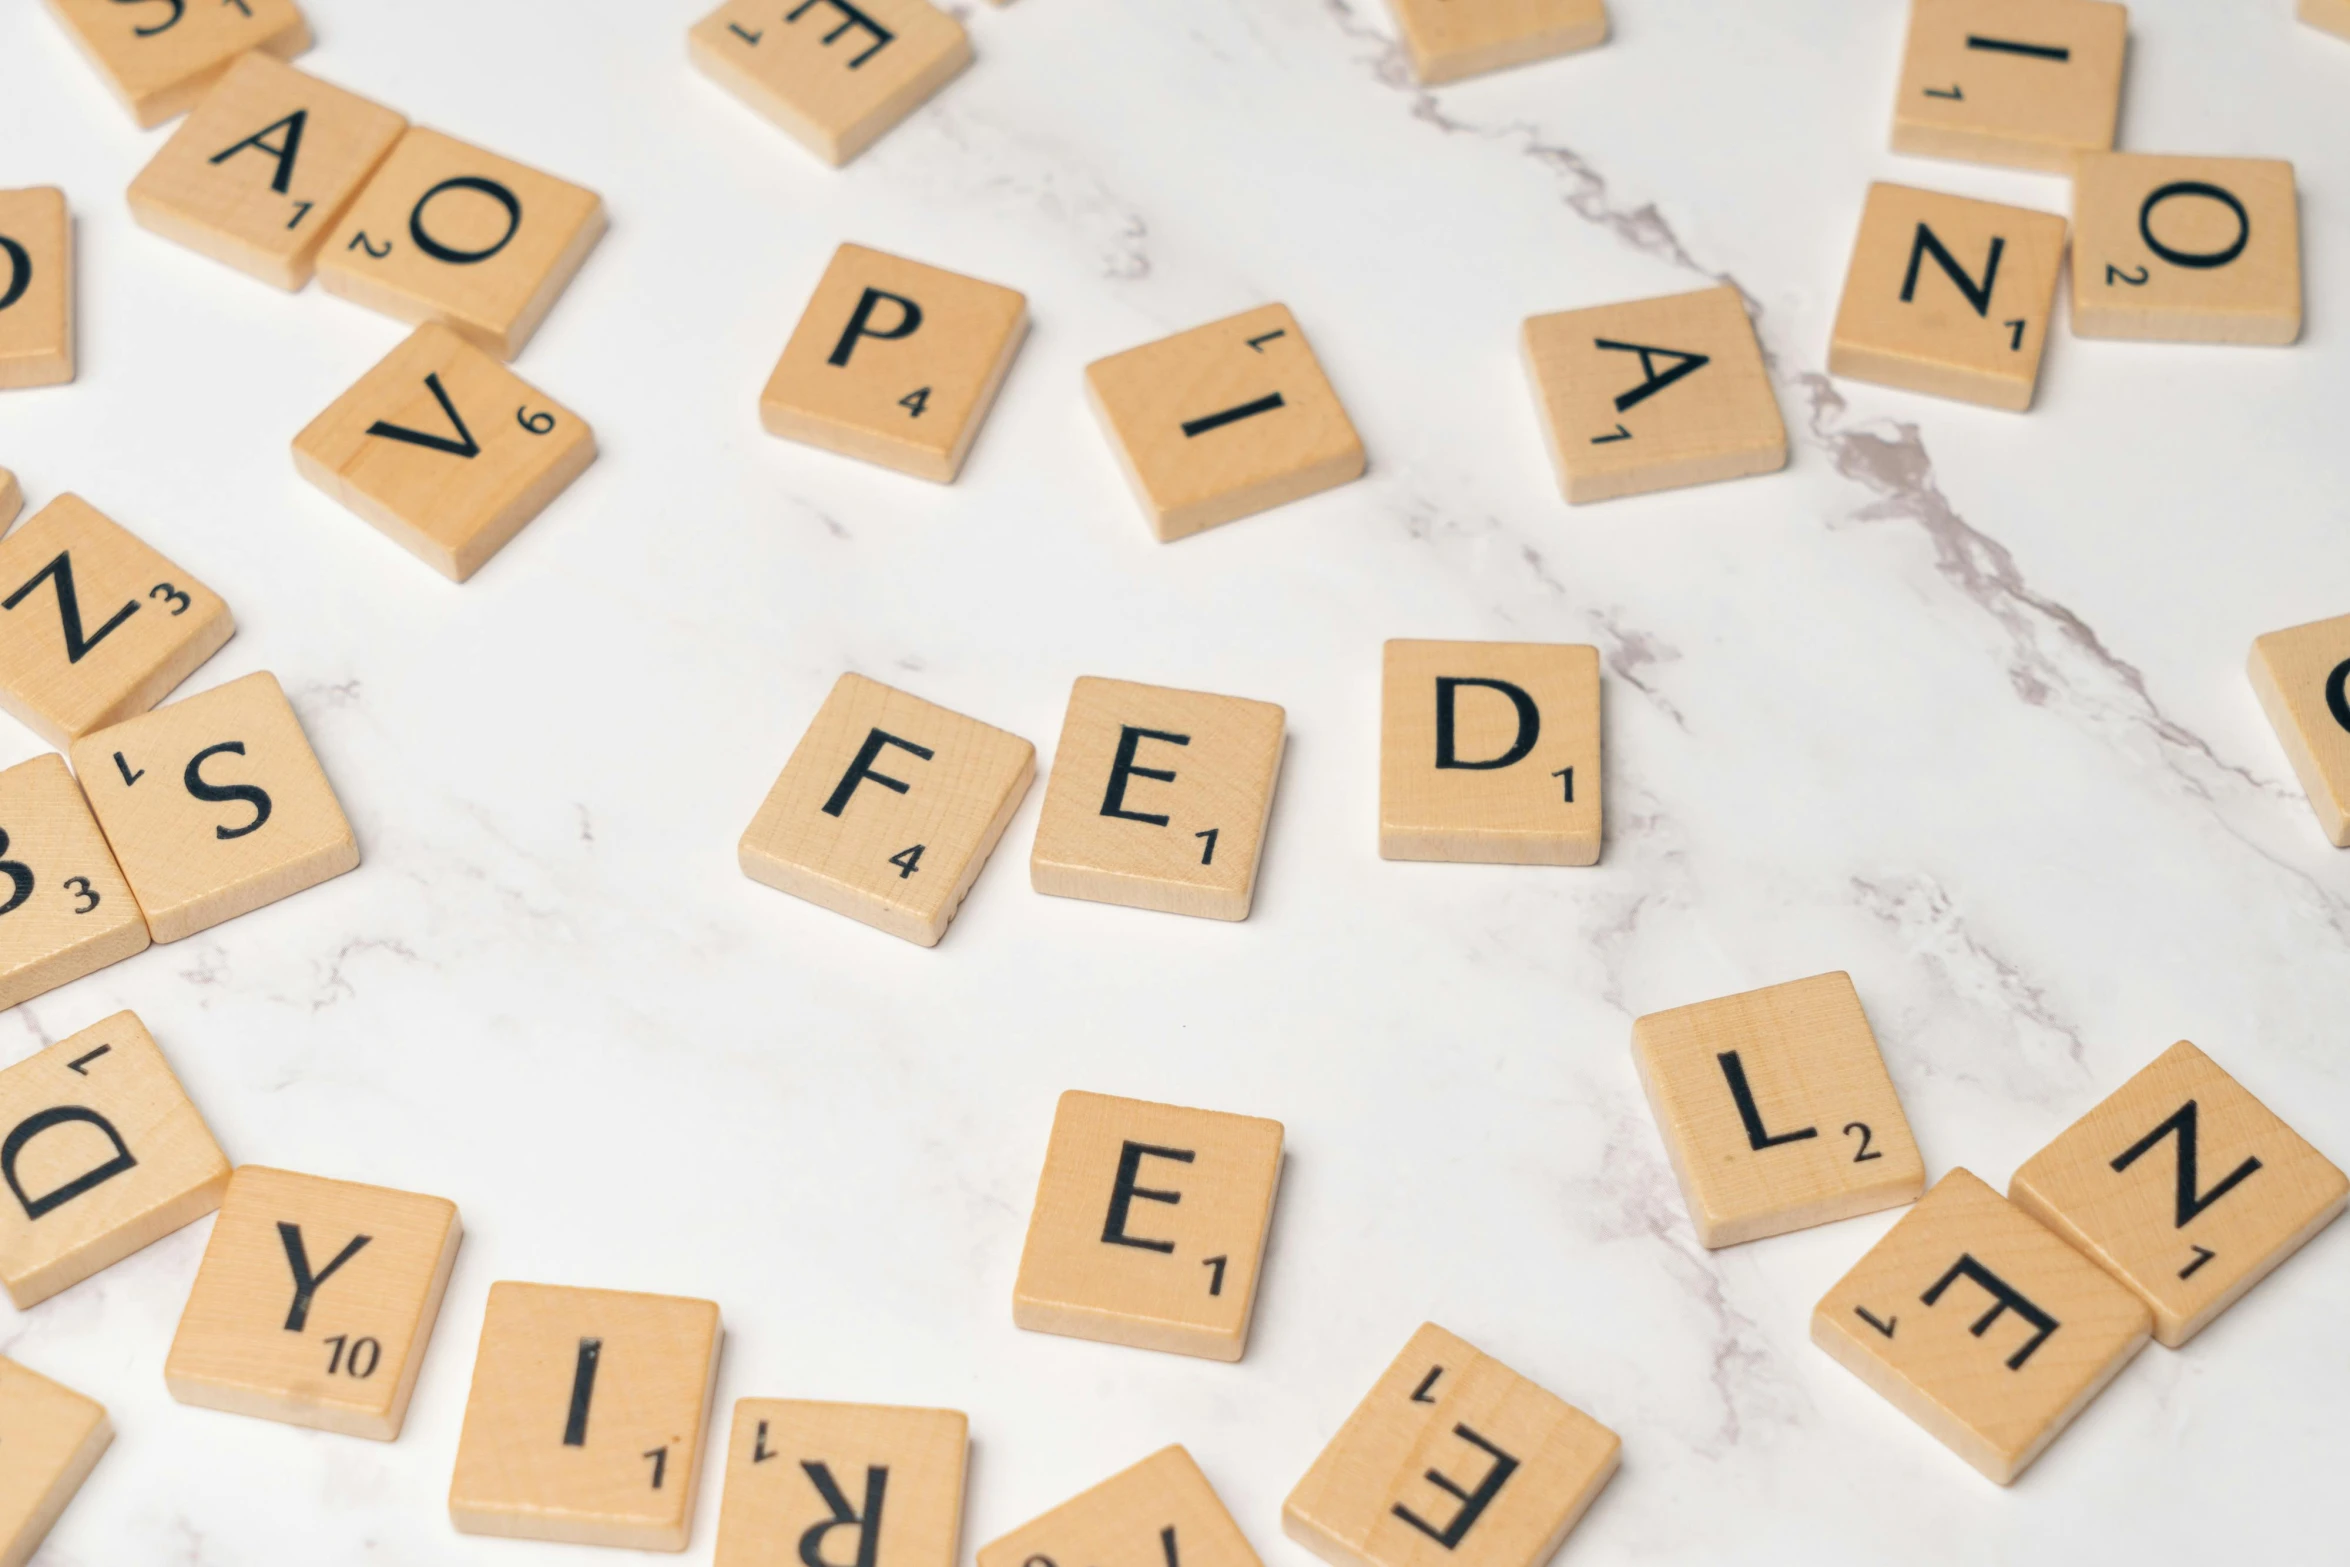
[716,1401,967,1567]
[690,0,972,166]
[979,1447,1260,1567]
[1380,641,1600,865]
[0,1357,110,1567]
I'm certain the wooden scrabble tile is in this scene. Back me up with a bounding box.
[2010,1042,2346,1348]
[0,493,234,747]
[42,0,309,128]
[0,471,18,530]
[1086,305,1365,543]
[1891,0,2127,174]
[292,322,596,581]
[689,0,972,167]
[2070,154,2300,346]
[0,189,73,391]
[1380,641,1599,866]
[0,755,149,1009]
[165,1165,461,1439]
[0,1357,110,1567]
[1387,0,1607,85]
[70,670,358,943]
[2248,612,2350,846]
[738,672,1033,947]
[127,53,406,292]
[1828,182,2066,411]
[317,128,606,360]
[1284,1323,1619,1567]
[449,1282,722,1550]
[1812,1168,2151,1484]
[979,1447,1260,1567]
[1631,971,1924,1248]
[1012,1090,1283,1361]
[1029,678,1285,921]
[0,1011,225,1309]
[2306,0,2350,43]
[1522,284,1784,505]
[715,1401,966,1567]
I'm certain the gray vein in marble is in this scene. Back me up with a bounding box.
[908,108,1152,281]
[1588,609,1689,731]
[1849,871,2088,1082]
[308,936,425,1013]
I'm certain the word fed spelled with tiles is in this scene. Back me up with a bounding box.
[978,1446,1261,1567]
[1892,0,2127,173]
[0,1011,226,1310]
[1632,971,1924,1248]
[714,1401,967,1567]
[1013,1091,1283,1361]
[1284,1323,1619,1567]
[2247,612,2350,845]
[739,672,1033,947]
[1812,1168,2150,1484]
[449,1282,722,1549]
[1086,305,1364,542]
[318,128,606,361]
[1829,183,2066,411]
[1387,0,1608,85]
[1030,678,1285,921]
[0,1357,110,1567]
[128,53,407,292]
[71,670,358,943]
[2010,1042,2346,1348]
[44,0,309,128]
[760,244,1028,483]
[691,0,972,167]
[1379,640,1600,866]
[0,755,148,1010]
[294,323,597,581]
[2070,154,2300,345]
[0,189,74,391]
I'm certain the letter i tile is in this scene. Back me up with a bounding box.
[715,1401,967,1567]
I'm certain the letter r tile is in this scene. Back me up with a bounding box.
[978,1447,1260,1567]
[715,1401,967,1567]
[1380,640,1600,865]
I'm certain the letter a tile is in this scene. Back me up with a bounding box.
[0,1011,227,1309]
[1013,1091,1283,1361]
[0,189,74,391]
[1380,641,1600,865]
[43,0,309,128]
[165,1165,461,1439]
[1892,0,2126,174]
[1284,1323,1619,1567]
[2070,154,2300,345]
[715,1401,967,1567]
[979,1447,1261,1567]
[0,1357,110,1567]
[691,0,972,167]
[2010,1041,2345,1348]
[0,756,149,1009]
[1812,1168,2150,1484]
[1631,972,1924,1248]
[1385,0,1607,84]
[2306,0,2350,42]
[2249,612,2350,845]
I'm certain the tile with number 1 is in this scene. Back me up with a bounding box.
[691,0,972,166]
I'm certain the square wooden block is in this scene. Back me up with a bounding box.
[1087,305,1365,542]
[715,1401,967,1567]
[165,1165,461,1439]
[1631,971,1924,1248]
[0,189,73,390]
[2010,1041,2346,1348]
[0,755,149,1009]
[1284,1322,1619,1567]
[1030,678,1285,922]
[1522,284,1785,505]
[2306,0,2350,42]
[0,1011,225,1309]
[1813,1168,2151,1484]
[2248,612,2350,845]
[739,673,1033,947]
[128,53,406,292]
[1829,182,2066,411]
[0,470,18,530]
[1892,0,2126,173]
[293,322,596,581]
[449,1281,723,1550]
[1380,641,1600,866]
[317,127,606,360]
[2070,154,2300,345]
[0,1358,110,1567]
[690,0,971,167]
[1387,0,1606,84]
[1013,1090,1283,1362]
[70,670,359,943]
[979,1447,1261,1567]
[42,0,309,128]
[0,492,234,747]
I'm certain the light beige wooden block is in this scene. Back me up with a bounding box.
[1087,305,1364,543]
[317,127,605,360]
[0,493,234,747]
[449,1281,722,1550]
[1030,677,1285,921]
[293,322,596,581]
[70,670,358,943]
[1522,284,1784,505]
[1631,971,1924,1248]
[0,471,18,531]
[1829,182,2066,411]
[0,1357,110,1567]
[715,1401,967,1567]
[1285,1323,1619,1567]
[1892,0,2126,174]
[979,1447,1260,1567]
[1387,0,1606,85]
[2248,612,2350,846]
[1379,641,1599,866]
[2010,1041,2346,1349]
[0,189,73,391]
[739,672,1033,947]
[42,0,309,128]
[127,53,406,292]
[2305,0,2350,42]
[690,0,972,167]
[0,755,149,1010]
[1812,1167,2151,1485]
[2070,154,2300,345]
[1013,1090,1283,1362]
[0,1011,225,1309]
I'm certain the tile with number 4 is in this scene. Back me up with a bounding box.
[691,0,972,166]
[1892,0,2127,173]
[979,1447,1261,1567]
[1380,640,1600,866]
[2249,612,2350,846]
[2070,154,2300,345]
[0,1357,110,1567]
[43,0,309,128]
[0,189,74,391]
[1386,0,1607,84]
[716,1401,967,1567]
[0,755,149,1010]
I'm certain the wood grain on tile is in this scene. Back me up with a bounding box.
[715,1401,966,1567]
[0,754,149,1009]
[1892,0,2127,173]
[1380,640,1600,865]
[0,1357,110,1567]
[979,1447,1261,1567]
[42,0,309,128]
[690,0,972,166]
[2248,611,2350,846]
[2070,153,2300,345]
[0,189,73,390]
[1386,0,1607,85]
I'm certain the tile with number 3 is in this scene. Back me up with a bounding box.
[0,755,148,1010]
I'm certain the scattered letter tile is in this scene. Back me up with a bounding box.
[2305,0,2350,42]
[979,1447,1260,1567]
[690,0,972,167]
[1892,0,2127,173]
[0,470,18,530]
[2070,153,2299,345]
[715,1401,967,1567]
[2248,612,2350,845]
[42,0,309,128]
[1379,640,1600,866]
[0,189,74,391]
[1386,0,1607,84]
[0,756,149,1010]
[0,1357,110,1567]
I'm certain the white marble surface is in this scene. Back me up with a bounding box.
[3,0,2348,1559]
